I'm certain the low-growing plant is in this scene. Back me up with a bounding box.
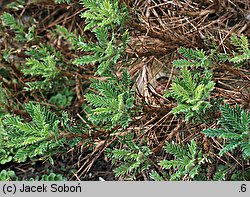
[229,34,250,67]
[172,47,213,69]
[71,0,130,76]
[55,25,80,50]
[85,69,135,130]
[23,44,66,90]
[0,0,249,182]
[0,102,83,164]
[202,104,250,160]
[166,34,250,122]
[80,0,128,31]
[48,87,75,108]
[212,164,250,181]
[151,139,209,181]
[1,12,37,42]
[0,170,18,181]
[73,27,129,76]
[40,172,67,181]
[165,68,215,122]
[106,133,153,180]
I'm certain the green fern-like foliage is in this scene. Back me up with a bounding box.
[167,36,250,121]
[166,46,216,121]
[2,48,14,63]
[172,35,250,69]
[212,165,228,181]
[57,24,124,76]
[55,25,80,50]
[22,44,64,90]
[0,103,82,163]
[73,27,129,75]
[202,104,250,159]
[85,69,134,130]
[1,12,36,42]
[72,0,129,76]
[230,34,250,66]
[72,0,133,130]
[167,68,215,121]
[1,12,25,41]
[24,56,59,88]
[172,47,212,69]
[212,164,250,181]
[149,170,164,181]
[159,139,208,180]
[0,85,15,164]
[80,0,128,31]
[106,133,152,180]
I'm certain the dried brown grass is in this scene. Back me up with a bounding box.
[1,0,249,180]
[121,1,250,179]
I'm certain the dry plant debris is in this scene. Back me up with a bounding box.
[0,0,249,181]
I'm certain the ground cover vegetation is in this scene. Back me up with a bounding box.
[0,0,249,180]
